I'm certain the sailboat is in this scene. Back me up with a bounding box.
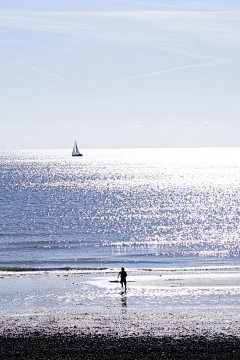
[72,141,83,157]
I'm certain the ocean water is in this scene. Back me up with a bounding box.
[1,147,240,270]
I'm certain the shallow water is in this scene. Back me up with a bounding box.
[1,269,240,337]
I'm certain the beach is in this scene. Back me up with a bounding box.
[2,333,240,359]
[2,148,240,357]
[1,268,240,358]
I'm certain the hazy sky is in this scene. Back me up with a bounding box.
[1,0,240,150]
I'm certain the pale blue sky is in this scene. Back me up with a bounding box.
[1,0,240,149]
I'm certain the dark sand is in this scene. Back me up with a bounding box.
[1,333,240,359]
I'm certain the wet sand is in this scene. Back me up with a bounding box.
[1,333,240,359]
[1,269,240,358]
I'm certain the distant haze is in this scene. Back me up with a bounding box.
[1,0,240,150]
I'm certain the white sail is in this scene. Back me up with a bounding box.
[72,141,83,156]
[75,143,79,154]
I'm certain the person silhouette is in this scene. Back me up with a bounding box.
[118,267,127,291]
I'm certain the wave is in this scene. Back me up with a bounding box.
[1,264,240,274]
[0,266,108,272]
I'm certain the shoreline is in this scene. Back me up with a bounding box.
[2,264,240,272]
[1,269,240,338]
[1,268,240,358]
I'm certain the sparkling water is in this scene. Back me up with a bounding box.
[1,148,240,270]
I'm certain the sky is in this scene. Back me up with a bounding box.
[1,0,240,150]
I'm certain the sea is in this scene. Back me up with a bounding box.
[1,147,240,271]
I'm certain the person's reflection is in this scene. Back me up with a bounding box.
[121,294,127,308]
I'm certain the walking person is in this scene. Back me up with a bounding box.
[118,267,127,291]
